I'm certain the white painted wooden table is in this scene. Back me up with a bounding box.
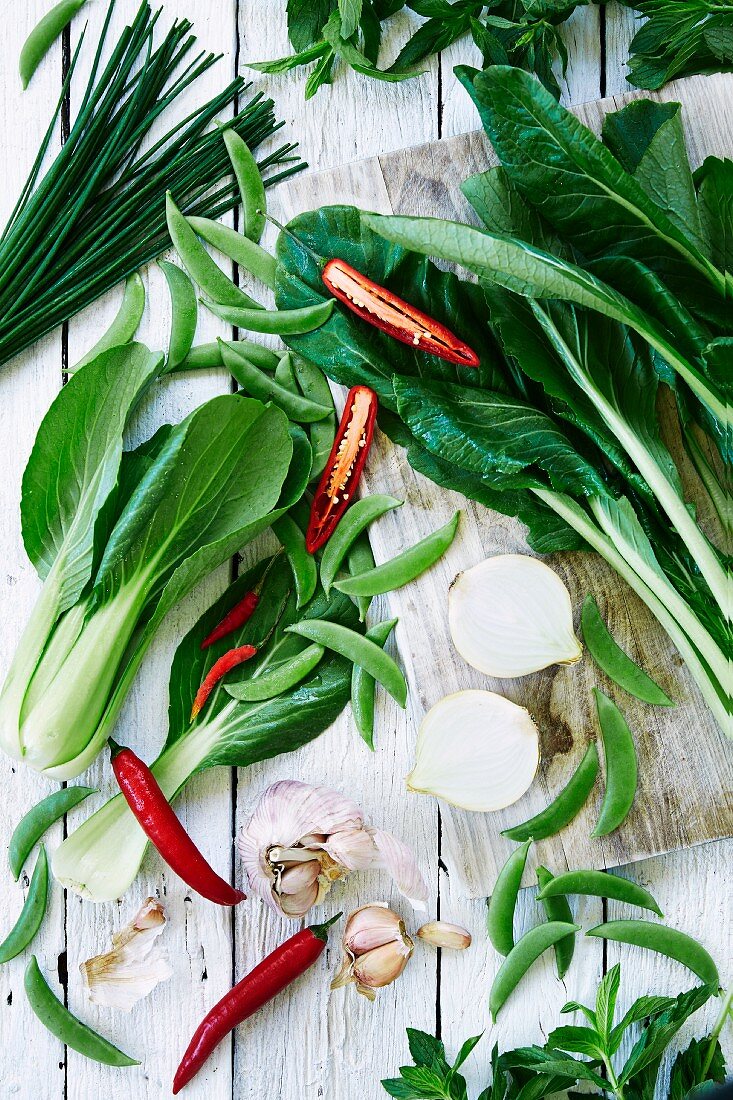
[0,4,730,1099]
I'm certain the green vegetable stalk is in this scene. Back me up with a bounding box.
[53,561,359,901]
[0,343,308,779]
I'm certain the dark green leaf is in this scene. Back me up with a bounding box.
[248,41,330,74]
[287,0,335,49]
[669,1035,728,1100]
[619,986,716,1087]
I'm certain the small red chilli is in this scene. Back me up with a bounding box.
[110,741,245,907]
[322,257,480,367]
[172,915,341,1093]
[190,644,258,720]
[200,591,259,650]
[306,385,378,553]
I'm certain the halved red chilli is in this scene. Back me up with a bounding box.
[322,258,480,367]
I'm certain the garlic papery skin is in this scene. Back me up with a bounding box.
[407,690,540,812]
[80,898,172,1011]
[449,555,582,678]
[417,921,472,950]
[331,903,414,1001]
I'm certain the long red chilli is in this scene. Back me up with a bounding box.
[110,742,245,907]
[306,384,378,553]
[200,591,259,649]
[172,914,341,1093]
[322,257,480,367]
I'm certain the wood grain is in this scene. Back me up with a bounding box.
[275,73,733,899]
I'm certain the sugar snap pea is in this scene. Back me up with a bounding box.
[272,514,318,608]
[501,742,599,843]
[487,840,532,956]
[166,192,261,310]
[321,496,403,595]
[20,0,88,89]
[0,848,49,964]
[9,785,95,879]
[206,297,334,335]
[291,355,336,482]
[586,921,719,987]
[219,341,331,423]
[174,338,281,374]
[347,534,375,622]
[581,595,673,707]
[536,866,575,979]
[73,273,145,370]
[187,215,276,289]
[226,643,325,702]
[592,689,638,837]
[221,127,266,243]
[490,922,580,1020]
[25,956,139,1066]
[538,869,663,916]
[351,618,398,749]
[159,261,198,371]
[286,619,407,708]
[334,511,460,598]
[274,352,299,394]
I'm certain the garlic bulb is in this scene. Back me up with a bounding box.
[449,554,582,678]
[407,690,539,811]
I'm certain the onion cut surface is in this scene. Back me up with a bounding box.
[407,690,540,812]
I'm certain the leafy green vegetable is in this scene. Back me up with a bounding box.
[0,344,308,780]
[623,0,733,90]
[52,558,360,902]
[384,967,726,1100]
[275,69,732,738]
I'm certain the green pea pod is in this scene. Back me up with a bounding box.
[206,297,334,335]
[490,922,580,1020]
[219,341,332,423]
[347,535,375,622]
[286,619,407,708]
[334,512,460,598]
[19,0,88,89]
[487,840,532,957]
[159,261,198,371]
[291,355,336,482]
[0,848,49,964]
[321,496,403,595]
[221,127,266,243]
[174,338,281,374]
[351,618,398,749]
[73,273,145,371]
[274,352,299,394]
[226,643,325,702]
[592,689,638,838]
[25,956,140,1066]
[536,866,575,980]
[538,869,663,917]
[581,595,674,707]
[272,514,318,609]
[187,215,276,289]
[166,192,261,310]
[586,921,719,988]
[502,742,599,843]
[9,786,96,879]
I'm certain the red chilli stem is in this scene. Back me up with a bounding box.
[111,745,245,907]
[190,644,258,720]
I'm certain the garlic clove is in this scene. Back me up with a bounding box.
[352,939,413,992]
[81,898,172,1012]
[407,690,540,812]
[278,881,319,916]
[343,902,407,955]
[278,860,321,895]
[417,920,472,950]
[449,555,582,678]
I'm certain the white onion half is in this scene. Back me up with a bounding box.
[449,554,582,678]
[406,690,540,812]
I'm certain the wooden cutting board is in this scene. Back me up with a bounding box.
[276,74,733,898]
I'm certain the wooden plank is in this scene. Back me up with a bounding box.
[275,73,733,901]
[60,3,237,1097]
[0,5,67,1095]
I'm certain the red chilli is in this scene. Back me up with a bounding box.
[172,914,341,1094]
[110,742,245,907]
[306,385,378,554]
[200,591,259,650]
[190,645,258,721]
[322,257,480,367]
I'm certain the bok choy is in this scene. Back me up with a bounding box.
[53,557,358,901]
[0,343,309,779]
[274,68,732,738]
